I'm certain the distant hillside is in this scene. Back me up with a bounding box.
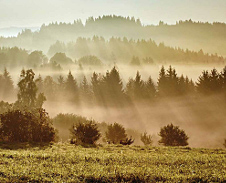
[48,37,225,64]
[0,15,226,56]
[0,27,39,37]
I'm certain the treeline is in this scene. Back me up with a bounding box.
[23,65,226,106]
[0,44,225,71]
[1,66,226,108]
[48,37,225,64]
[1,15,226,55]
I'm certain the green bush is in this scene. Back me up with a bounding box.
[158,123,189,146]
[53,113,99,141]
[70,120,101,145]
[0,108,56,143]
[141,132,153,146]
[105,122,127,144]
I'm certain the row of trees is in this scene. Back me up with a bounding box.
[1,43,224,71]
[1,15,226,56]
[48,37,225,64]
[1,66,226,107]
[70,121,188,147]
[29,66,226,105]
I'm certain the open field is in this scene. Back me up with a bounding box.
[0,143,225,182]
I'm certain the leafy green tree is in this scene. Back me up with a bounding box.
[50,53,73,65]
[27,51,48,68]
[0,101,12,114]
[70,120,101,145]
[105,122,127,144]
[17,69,38,107]
[53,113,93,141]
[159,123,189,146]
[0,108,56,143]
[17,69,46,108]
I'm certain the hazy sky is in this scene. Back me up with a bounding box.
[0,0,226,28]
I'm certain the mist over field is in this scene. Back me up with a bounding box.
[0,63,226,148]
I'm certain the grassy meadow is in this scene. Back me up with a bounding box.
[0,143,225,182]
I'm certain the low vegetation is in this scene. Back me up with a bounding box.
[159,123,189,146]
[141,132,153,146]
[70,120,101,145]
[0,144,225,182]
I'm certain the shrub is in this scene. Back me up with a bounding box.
[53,113,99,141]
[158,123,189,146]
[105,122,127,144]
[141,132,153,146]
[120,137,134,145]
[0,108,56,143]
[70,120,101,145]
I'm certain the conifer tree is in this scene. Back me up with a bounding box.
[2,68,14,99]
[157,66,167,96]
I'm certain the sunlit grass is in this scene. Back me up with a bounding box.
[0,143,225,182]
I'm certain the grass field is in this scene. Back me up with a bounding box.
[0,143,225,182]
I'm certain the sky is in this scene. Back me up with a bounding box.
[0,0,226,28]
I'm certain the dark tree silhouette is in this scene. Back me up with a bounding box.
[70,120,101,145]
[0,108,56,143]
[105,122,127,144]
[17,69,38,107]
[159,123,189,146]
[27,51,47,68]
[50,52,74,65]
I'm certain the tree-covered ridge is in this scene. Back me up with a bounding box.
[1,66,226,108]
[0,15,226,56]
[0,38,225,70]
[48,37,225,64]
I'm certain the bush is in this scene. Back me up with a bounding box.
[120,137,134,145]
[53,113,99,141]
[141,132,153,146]
[0,108,56,143]
[70,120,101,145]
[105,122,127,144]
[158,123,189,146]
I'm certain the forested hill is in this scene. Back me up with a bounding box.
[0,15,226,56]
[48,37,225,64]
[0,37,225,69]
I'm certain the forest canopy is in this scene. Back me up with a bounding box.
[1,15,226,56]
